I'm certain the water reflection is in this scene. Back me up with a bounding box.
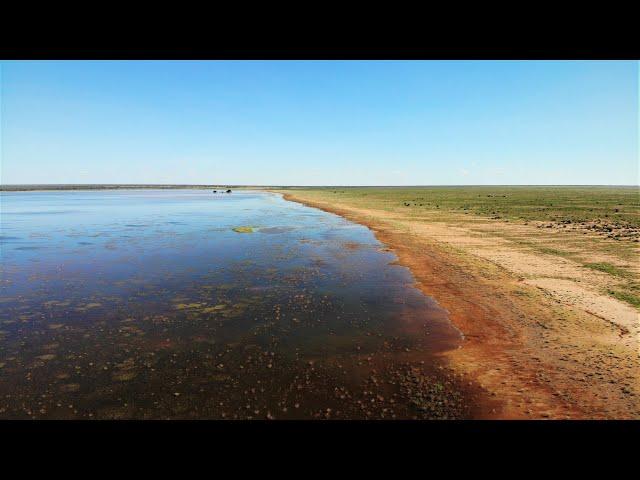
[0,189,469,419]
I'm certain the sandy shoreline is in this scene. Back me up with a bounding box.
[276,190,640,419]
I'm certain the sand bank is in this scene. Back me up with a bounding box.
[277,190,640,419]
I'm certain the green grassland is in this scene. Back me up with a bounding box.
[277,186,640,309]
[279,186,639,227]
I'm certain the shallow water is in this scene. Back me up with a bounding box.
[0,189,467,419]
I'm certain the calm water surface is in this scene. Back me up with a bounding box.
[0,189,468,419]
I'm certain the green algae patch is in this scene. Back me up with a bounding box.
[112,371,137,382]
[173,302,229,314]
[43,300,71,307]
[174,302,204,310]
[201,305,227,314]
[37,354,56,361]
[74,302,103,312]
[232,226,254,233]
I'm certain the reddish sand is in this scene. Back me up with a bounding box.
[279,191,640,419]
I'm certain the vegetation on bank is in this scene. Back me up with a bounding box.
[608,288,640,309]
[279,186,639,227]
[584,262,631,277]
[277,186,640,310]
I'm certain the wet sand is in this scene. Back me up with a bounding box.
[277,191,640,419]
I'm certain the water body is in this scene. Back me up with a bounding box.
[0,189,469,419]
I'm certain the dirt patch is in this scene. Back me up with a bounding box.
[535,219,640,242]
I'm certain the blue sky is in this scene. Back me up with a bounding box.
[1,60,637,185]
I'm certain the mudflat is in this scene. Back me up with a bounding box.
[274,186,640,419]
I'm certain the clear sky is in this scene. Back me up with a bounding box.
[1,60,637,185]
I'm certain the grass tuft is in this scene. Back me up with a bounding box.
[607,289,640,309]
[584,262,629,277]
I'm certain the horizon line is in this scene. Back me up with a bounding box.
[1,183,638,189]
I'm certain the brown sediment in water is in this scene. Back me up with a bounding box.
[276,191,640,419]
[0,199,490,419]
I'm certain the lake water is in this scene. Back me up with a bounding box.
[0,189,469,419]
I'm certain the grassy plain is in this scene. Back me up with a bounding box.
[277,186,640,308]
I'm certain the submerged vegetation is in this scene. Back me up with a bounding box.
[232,226,254,233]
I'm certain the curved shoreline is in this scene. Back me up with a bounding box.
[275,190,640,419]
[277,192,527,418]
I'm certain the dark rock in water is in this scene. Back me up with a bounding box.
[226,189,232,193]
[213,190,217,193]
